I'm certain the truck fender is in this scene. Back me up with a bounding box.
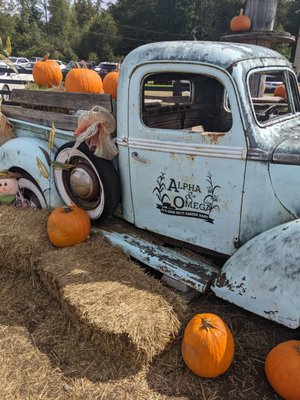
[211,219,300,329]
[0,137,52,198]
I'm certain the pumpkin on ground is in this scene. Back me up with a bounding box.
[274,84,286,99]
[265,340,300,400]
[230,8,251,32]
[47,205,91,248]
[103,70,119,99]
[181,313,234,378]
[65,61,103,94]
[32,53,63,87]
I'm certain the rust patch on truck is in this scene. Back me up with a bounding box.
[201,132,225,145]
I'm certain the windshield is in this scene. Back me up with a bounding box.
[248,69,300,125]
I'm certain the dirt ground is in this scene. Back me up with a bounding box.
[0,265,298,400]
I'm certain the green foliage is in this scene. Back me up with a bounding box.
[0,0,298,63]
[76,12,119,62]
[87,52,98,62]
[274,44,292,60]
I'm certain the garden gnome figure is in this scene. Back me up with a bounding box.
[0,171,22,205]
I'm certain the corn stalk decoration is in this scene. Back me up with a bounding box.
[0,36,17,73]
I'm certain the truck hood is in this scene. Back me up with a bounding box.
[269,126,300,217]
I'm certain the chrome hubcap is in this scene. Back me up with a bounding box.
[70,163,100,200]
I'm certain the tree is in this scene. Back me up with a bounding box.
[76,11,119,61]
[46,0,78,59]
[74,0,97,27]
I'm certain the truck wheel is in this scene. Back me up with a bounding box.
[2,85,10,101]
[17,172,47,208]
[53,141,120,222]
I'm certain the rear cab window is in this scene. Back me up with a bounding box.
[142,72,233,133]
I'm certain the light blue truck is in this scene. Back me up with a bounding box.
[1,41,300,328]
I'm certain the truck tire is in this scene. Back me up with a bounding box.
[53,141,120,222]
[17,171,47,208]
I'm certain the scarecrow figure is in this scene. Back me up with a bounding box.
[0,170,22,206]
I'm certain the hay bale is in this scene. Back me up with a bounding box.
[0,206,50,271]
[38,237,187,365]
[0,207,187,365]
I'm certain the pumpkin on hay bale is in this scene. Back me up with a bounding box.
[47,205,91,248]
[265,340,300,400]
[32,53,63,87]
[230,8,251,32]
[103,69,119,99]
[274,84,286,99]
[65,61,103,94]
[181,312,234,378]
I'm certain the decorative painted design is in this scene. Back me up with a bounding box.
[153,172,220,223]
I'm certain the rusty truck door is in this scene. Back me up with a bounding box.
[127,63,247,256]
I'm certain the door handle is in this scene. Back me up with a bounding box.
[131,151,148,164]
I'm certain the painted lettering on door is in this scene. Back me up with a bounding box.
[153,172,220,223]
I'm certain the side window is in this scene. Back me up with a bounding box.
[142,72,232,133]
[249,70,300,124]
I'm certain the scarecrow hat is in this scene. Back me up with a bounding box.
[0,170,22,179]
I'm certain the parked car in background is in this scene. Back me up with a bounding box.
[0,64,33,100]
[61,61,95,80]
[8,57,30,67]
[23,62,35,73]
[53,60,67,70]
[265,74,283,93]
[24,60,66,73]
[95,62,119,79]
[29,57,42,62]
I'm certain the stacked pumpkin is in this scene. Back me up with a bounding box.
[274,84,287,99]
[230,9,251,32]
[33,53,63,88]
[103,67,119,99]
[65,61,103,94]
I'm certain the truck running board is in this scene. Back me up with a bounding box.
[99,229,219,293]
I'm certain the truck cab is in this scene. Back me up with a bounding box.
[115,41,300,255]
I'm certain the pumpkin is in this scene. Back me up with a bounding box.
[47,205,91,248]
[181,313,234,378]
[32,53,63,87]
[230,9,251,32]
[65,61,103,94]
[103,70,119,99]
[265,340,300,400]
[274,84,286,99]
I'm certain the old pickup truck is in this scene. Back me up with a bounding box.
[1,41,300,328]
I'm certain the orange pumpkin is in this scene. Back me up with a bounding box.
[230,8,251,32]
[103,70,119,99]
[265,340,300,400]
[47,205,91,248]
[181,313,234,378]
[274,84,286,99]
[65,61,103,93]
[32,53,63,87]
